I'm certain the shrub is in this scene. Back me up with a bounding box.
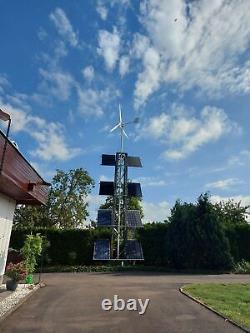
[5,261,27,282]
[167,195,233,270]
[21,234,43,274]
[225,224,250,262]
[233,260,250,274]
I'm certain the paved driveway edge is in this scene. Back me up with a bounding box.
[0,284,42,324]
[179,287,249,333]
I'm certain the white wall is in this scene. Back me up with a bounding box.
[0,192,16,282]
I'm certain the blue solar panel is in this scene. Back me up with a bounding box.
[125,240,144,260]
[99,181,114,195]
[128,183,142,197]
[93,239,110,260]
[97,209,113,226]
[101,154,116,166]
[101,154,142,167]
[125,210,142,227]
[127,156,142,167]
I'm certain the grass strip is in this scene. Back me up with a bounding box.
[183,283,250,329]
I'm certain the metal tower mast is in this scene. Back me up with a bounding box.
[93,105,144,261]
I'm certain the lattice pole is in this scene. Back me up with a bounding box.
[113,152,128,259]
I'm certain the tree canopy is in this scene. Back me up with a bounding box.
[213,199,249,226]
[99,195,144,218]
[167,193,233,270]
[14,168,94,229]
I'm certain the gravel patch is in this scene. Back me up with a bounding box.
[0,284,39,318]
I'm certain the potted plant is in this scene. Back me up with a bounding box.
[5,261,27,291]
[21,234,43,284]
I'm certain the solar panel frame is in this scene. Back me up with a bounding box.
[127,156,142,167]
[97,209,114,227]
[125,210,142,227]
[127,183,142,197]
[99,181,114,195]
[93,239,110,260]
[101,154,116,166]
[125,240,144,260]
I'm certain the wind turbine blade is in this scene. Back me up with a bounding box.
[119,104,122,123]
[122,128,128,138]
[110,123,120,132]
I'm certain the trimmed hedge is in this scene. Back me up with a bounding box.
[225,224,250,262]
[136,223,169,266]
[10,228,111,266]
[9,222,250,268]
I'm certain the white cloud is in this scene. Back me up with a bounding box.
[119,56,130,77]
[1,101,82,162]
[206,178,242,190]
[164,106,235,160]
[77,88,103,117]
[39,68,75,101]
[139,112,169,139]
[135,176,167,187]
[0,75,10,88]
[82,66,95,81]
[139,104,240,160]
[96,4,108,20]
[142,200,170,222]
[228,150,250,167]
[132,33,150,58]
[37,27,48,41]
[97,28,121,71]
[134,0,250,106]
[2,102,44,133]
[50,8,78,47]
[134,46,161,108]
[76,87,118,117]
[211,195,250,208]
[0,75,10,96]
[30,122,82,161]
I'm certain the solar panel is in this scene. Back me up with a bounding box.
[101,154,116,166]
[97,209,113,226]
[99,181,114,195]
[93,239,110,260]
[128,183,142,197]
[127,156,142,167]
[125,210,142,227]
[101,154,142,167]
[125,240,144,260]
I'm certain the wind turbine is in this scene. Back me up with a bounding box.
[110,104,128,152]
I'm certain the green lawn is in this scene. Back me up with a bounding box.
[183,283,250,329]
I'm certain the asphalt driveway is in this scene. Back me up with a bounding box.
[1,273,249,333]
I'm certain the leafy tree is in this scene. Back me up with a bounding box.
[213,199,249,226]
[99,195,144,218]
[14,168,94,229]
[14,205,51,229]
[167,193,233,270]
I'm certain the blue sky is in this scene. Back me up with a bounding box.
[1,0,250,222]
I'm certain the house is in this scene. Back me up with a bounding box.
[0,108,50,284]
